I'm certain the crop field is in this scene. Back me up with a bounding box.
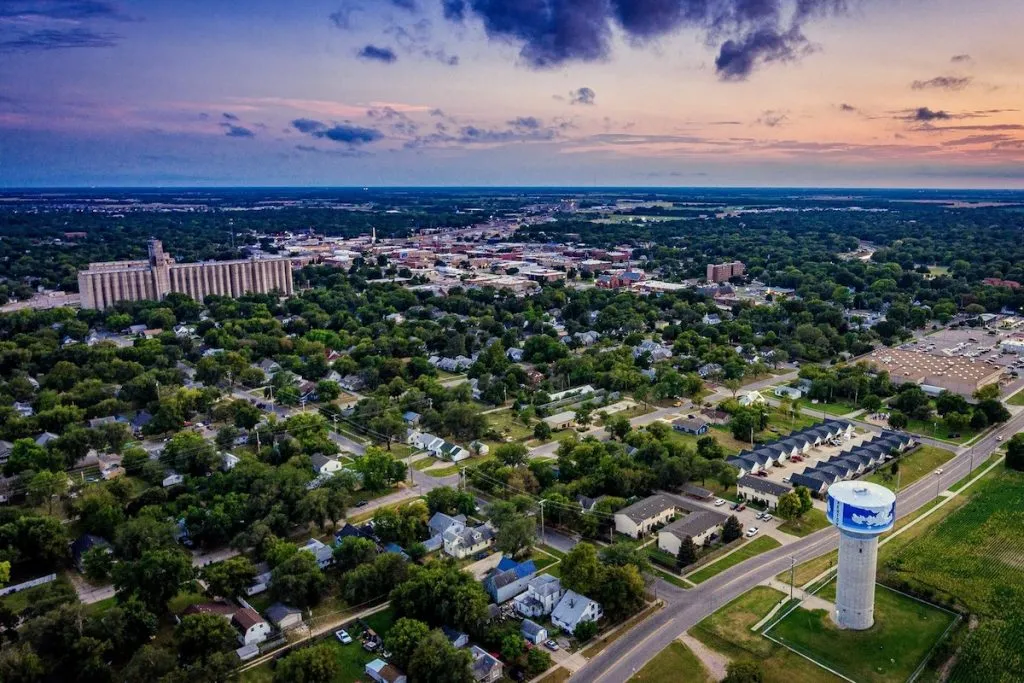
[880,466,1024,681]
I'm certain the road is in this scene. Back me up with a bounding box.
[573,408,1024,683]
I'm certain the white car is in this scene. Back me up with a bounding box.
[335,629,353,644]
[782,476,791,483]
[714,498,726,507]
[935,468,944,476]
[762,514,773,522]
[997,436,1004,442]
[745,528,759,537]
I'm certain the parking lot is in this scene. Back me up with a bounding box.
[750,429,878,488]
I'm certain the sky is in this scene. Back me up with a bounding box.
[0,0,1022,188]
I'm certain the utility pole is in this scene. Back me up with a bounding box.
[789,556,796,602]
[539,500,547,545]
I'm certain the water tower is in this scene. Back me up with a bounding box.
[826,481,896,630]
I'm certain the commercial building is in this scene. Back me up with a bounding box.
[78,239,294,310]
[864,348,1003,397]
[706,261,746,283]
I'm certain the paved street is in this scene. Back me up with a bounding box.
[572,409,1024,683]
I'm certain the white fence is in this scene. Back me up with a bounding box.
[0,573,56,597]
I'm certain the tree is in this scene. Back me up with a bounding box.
[122,645,178,683]
[175,613,238,664]
[425,486,476,516]
[112,549,194,613]
[202,556,257,599]
[887,410,908,430]
[724,378,742,398]
[316,380,341,402]
[270,551,325,608]
[407,630,475,683]
[386,618,431,670]
[533,421,552,440]
[215,425,240,451]
[573,619,599,642]
[676,535,698,568]
[501,633,526,662]
[26,469,67,513]
[724,661,765,683]
[595,564,646,621]
[494,442,528,467]
[776,492,802,520]
[334,536,378,571]
[1006,434,1024,472]
[82,546,114,583]
[606,414,632,441]
[525,647,553,677]
[390,563,490,633]
[722,515,742,543]
[560,543,603,596]
[973,383,1001,402]
[163,431,218,476]
[496,514,536,558]
[273,643,341,683]
[0,643,45,683]
[355,447,407,491]
[795,486,814,515]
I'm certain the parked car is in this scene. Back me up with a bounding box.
[335,629,353,644]
[354,500,368,508]
[763,514,773,522]
[730,502,740,511]
[737,504,747,512]
[714,499,726,507]
[746,527,759,537]
[755,471,769,478]
[935,468,944,475]
[782,476,791,484]
[545,639,559,651]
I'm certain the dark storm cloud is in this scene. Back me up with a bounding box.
[222,124,255,138]
[0,27,117,51]
[570,87,596,105]
[357,44,398,63]
[439,0,857,80]
[911,76,972,91]
[903,107,952,122]
[291,119,383,146]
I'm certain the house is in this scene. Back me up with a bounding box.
[438,441,471,462]
[700,408,730,425]
[658,510,728,554]
[672,416,709,436]
[469,440,489,456]
[246,563,273,596]
[774,385,803,400]
[365,658,408,683]
[633,339,672,361]
[542,411,576,431]
[521,618,548,645]
[70,534,111,572]
[547,385,596,403]
[384,543,410,560]
[614,494,677,538]
[681,483,714,501]
[162,473,184,487]
[737,475,793,510]
[484,557,537,604]
[184,602,237,619]
[265,603,303,631]
[551,590,603,634]
[739,391,767,407]
[300,538,335,569]
[442,626,470,649]
[233,608,271,645]
[470,645,503,683]
[14,402,34,418]
[35,432,59,446]
[408,431,444,452]
[702,313,722,325]
[402,411,421,426]
[335,523,370,545]
[88,416,120,429]
[506,348,525,362]
[130,411,153,434]
[443,522,495,559]
[513,574,564,618]
[0,441,11,465]
[340,374,366,392]
[258,359,282,375]
[236,643,260,661]
[221,453,240,471]
[311,453,343,476]
[698,363,723,378]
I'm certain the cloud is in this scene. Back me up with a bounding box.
[570,87,596,105]
[0,28,117,51]
[951,54,972,63]
[839,103,857,112]
[382,18,459,66]
[222,124,255,138]
[941,134,1017,147]
[911,76,972,91]
[357,44,398,63]
[405,117,563,149]
[508,116,542,129]
[291,119,383,146]
[0,1,127,22]
[222,113,239,121]
[902,107,952,122]
[757,110,789,127]
[439,0,854,80]
[389,0,417,9]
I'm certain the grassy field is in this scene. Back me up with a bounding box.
[904,416,980,444]
[485,409,535,442]
[410,456,437,471]
[537,668,572,683]
[691,587,841,683]
[797,397,860,417]
[1007,390,1024,406]
[865,445,957,490]
[629,641,712,683]
[687,536,781,584]
[767,583,956,683]
[777,508,830,537]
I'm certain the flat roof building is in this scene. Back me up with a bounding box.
[865,348,1002,397]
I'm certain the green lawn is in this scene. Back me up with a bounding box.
[865,445,956,490]
[687,536,782,584]
[777,508,830,538]
[629,641,712,683]
[486,409,535,442]
[411,456,438,471]
[692,587,840,683]
[767,583,956,683]
[797,397,860,417]
[903,416,979,445]
[1007,390,1024,406]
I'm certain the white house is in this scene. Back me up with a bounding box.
[551,590,603,634]
[470,646,503,683]
[614,494,677,539]
[739,390,768,407]
[311,453,343,476]
[443,522,494,559]
[658,510,728,555]
[300,538,335,569]
[233,608,271,645]
[774,385,803,400]
[521,619,548,645]
[542,411,576,431]
[221,453,240,471]
[162,473,184,488]
[513,574,564,618]
[265,603,303,631]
